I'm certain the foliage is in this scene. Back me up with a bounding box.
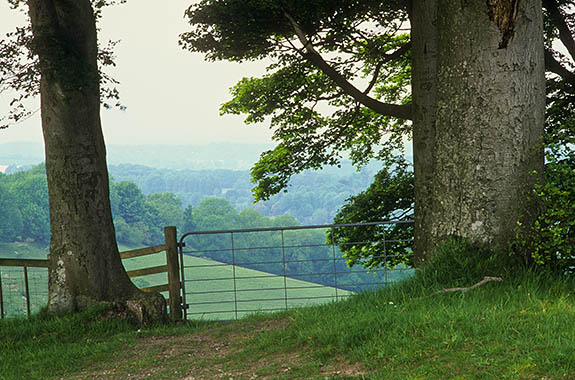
[0,164,375,246]
[0,167,183,247]
[0,164,49,244]
[0,182,23,242]
[182,205,196,233]
[182,0,573,202]
[511,0,575,270]
[107,162,377,226]
[328,159,413,270]
[181,197,403,291]
[184,0,575,273]
[0,0,126,129]
[182,0,412,201]
[109,182,186,246]
[1,166,383,290]
[513,146,575,271]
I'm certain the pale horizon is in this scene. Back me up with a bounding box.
[0,0,275,146]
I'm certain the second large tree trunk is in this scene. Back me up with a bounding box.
[29,0,166,320]
[417,0,545,256]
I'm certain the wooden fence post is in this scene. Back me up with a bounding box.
[164,226,182,321]
[24,267,31,317]
[0,269,4,319]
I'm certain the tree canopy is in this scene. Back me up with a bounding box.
[0,0,125,129]
[181,0,412,201]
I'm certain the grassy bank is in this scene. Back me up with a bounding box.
[1,267,574,380]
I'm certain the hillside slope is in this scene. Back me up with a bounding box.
[2,267,574,380]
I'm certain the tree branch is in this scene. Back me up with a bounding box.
[363,60,385,95]
[363,42,411,94]
[316,91,345,101]
[543,0,575,61]
[545,49,575,83]
[434,276,503,295]
[283,11,412,121]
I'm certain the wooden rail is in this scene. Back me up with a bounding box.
[120,244,167,259]
[0,226,183,321]
[118,227,183,321]
[0,258,50,268]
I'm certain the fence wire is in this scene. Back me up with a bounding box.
[179,221,414,321]
[0,267,48,318]
[0,221,414,320]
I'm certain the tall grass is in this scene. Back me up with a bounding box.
[238,240,575,379]
[245,269,575,379]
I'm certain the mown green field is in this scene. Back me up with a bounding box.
[123,248,356,320]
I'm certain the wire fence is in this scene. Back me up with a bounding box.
[0,231,182,320]
[179,220,414,321]
[0,221,414,320]
[0,267,48,318]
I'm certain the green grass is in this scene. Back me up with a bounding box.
[0,242,49,260]
[0,242,49,316]
[2,268,575,380]
[5,240,574,379]
[0,304,207,380]
[260,271,575,379]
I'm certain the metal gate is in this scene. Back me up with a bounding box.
[177,220,413,320]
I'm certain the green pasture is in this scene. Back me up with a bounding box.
[0,242,48,260]
[123,250,356,320]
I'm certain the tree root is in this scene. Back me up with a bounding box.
[434,276,503,295]
[102,292,168,324]
[123,291,168,324]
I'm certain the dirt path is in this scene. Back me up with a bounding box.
[62,319,367,380]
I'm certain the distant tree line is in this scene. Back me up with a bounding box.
[0,165,50,244]
[0,164,302,246]
[0,161,385,245]
[0,164,406,290]
[107,162,379,226]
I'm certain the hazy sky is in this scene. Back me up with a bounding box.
[0,0,275,145]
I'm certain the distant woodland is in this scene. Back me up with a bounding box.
[108,162,379,226]
[0,162,377,246]
[0,163,398,290]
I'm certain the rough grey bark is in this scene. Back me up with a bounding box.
[429,0,545,252]
[410,0,439,265]
[28,0,166,319]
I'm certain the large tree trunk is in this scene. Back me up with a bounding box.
[413,0,545,257]
[28,0,166,320]
[410,0,439,265]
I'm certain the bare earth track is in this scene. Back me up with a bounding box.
[62,318,367,380]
